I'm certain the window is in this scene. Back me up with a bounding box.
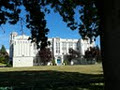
[69,42,73,48]
[56,42,60,53]
[62,42,66,46]
[62,42,67,50]
[56,42,60,47]
[34,44,36,49]
[73,43,78,50]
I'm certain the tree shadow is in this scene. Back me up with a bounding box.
[0,70,104,90]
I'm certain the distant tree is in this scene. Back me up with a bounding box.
[0,45,9,64]
[0,45,6,53]
[84,47,94,64]
[67,48,80,62]
[84,46,101,63]
[95,45,101,62]
[39,48,53,65]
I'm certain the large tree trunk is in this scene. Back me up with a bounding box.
[96,0,120,89]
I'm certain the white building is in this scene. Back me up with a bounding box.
[9,32,95,67]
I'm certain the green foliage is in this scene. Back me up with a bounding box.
[0,45,9,64]
[1,45,6,53]
[52,59,56,66]
[6,63,12,67]
[0,56,5,63]
[63,60,69,65]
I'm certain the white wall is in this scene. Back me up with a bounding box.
[13,57,33,67]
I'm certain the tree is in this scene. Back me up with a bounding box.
[94,1,120,89]
[67,48,80,62]
[0,0,120,89]
[0,45,9,64]
[39,48,53,65]
[84,46,101,63]
[1,45,6,53]
[84,48,92,62]
[95,45,101,63]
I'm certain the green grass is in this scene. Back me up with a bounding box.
[0,63,6,66]
[0,64,104,90]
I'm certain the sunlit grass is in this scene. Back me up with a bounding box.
[0,64,103,74]
[0,64,104,90]
[0,63,6,66]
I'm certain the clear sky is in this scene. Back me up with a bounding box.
[0,7,100,50]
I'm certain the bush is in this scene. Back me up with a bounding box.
[63,60,69,65]
[6,61,12,67]
[6,63,12,67]
[0,57,5,63]
[0,56,9,64]
[52,60,57,66]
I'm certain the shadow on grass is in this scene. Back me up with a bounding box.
[0,70,104,90]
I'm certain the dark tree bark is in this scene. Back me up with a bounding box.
[96,0,120,89]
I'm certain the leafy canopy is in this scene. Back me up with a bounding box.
[0,0,99,49]
[0,45,9,64]
[0,45,6,53]
[39,48,53,65]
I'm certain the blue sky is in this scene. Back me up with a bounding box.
[0,7,100,50]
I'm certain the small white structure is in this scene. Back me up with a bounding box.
[6,49,9,55]
[9,32,95,67]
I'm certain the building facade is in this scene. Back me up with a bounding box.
[9,32,95,67]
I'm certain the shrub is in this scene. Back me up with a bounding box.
[6,61,12,67]
[0,57,5,63]
[63,60,69,65]
[52,60,56,66]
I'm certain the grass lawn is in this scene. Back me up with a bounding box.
[0,64,104,90]
[0,63,6,66]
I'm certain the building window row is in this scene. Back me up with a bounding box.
[56,42,60,53]
[15,41,30,44]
